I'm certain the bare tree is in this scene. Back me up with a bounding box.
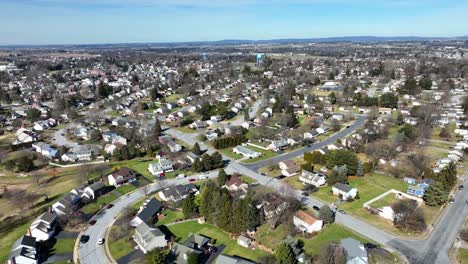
[406,152,430,179]
[318,243,348,264]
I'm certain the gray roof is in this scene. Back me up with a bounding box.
[183,233,210,249]
[333,183,354,193]
[137,198,162,224]
[341,238,368,263]
[135,222,165,245]
[12,235,36,250]
[88,181,106,192]
[171,242,202,264]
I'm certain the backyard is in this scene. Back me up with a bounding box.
[167,220,271,261]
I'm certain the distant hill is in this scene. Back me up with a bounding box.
[1,36,467,49]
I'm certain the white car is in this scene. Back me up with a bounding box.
[176,174,186,179]
[98,238,105,245]
[198,175,208,180]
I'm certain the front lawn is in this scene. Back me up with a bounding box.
[242,145,277,164]
[52,238,76,254]
[284,176,305,190]
[218,147,243,160]
[240,175,256,184]
[459,248,468,264]
[108,237,134,260]
[81,193,119,214]
[115,184,137,195]
[168,220,271,261]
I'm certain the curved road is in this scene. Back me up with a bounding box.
[78,172,219,264]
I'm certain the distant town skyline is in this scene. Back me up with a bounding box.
[1,0,468,45]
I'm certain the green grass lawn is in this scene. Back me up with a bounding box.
[242,145,277,164]
[368,193,399,209]
[81,193,119,214]
[284,176,305,190]
[301,224,370,256]
[176,126,198,134]
[115,184,137,195]
[157,209,184,226]
[218,147,244,160]
[52,238,76,254]
[168,220,271,261]
[240,175,256,184]
[165,94,183,103]
[432,123,457,142]
[459,248,468,264]
[108,236,134,260]
[311,186,336,204]
[111,159,156,182]
[255,223,370,256]
[338,173,407,213]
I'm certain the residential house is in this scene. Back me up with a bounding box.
[14,128,38,145]
[148,158,174,177]
[52,189,81,215]
[130,198,163,227]
[29,212,57,241]
[186,152,199,164]
[259,194,288,220]
[168,141,183,152]
[268,139,288,152]
[293,210,323,233]
[223,175,249,192]
[32,142,59,159]
[169,242,203,264]
[341,238,369,264]
[233,146,261,158]
[279,160,300,177]
[108,168,137,187]
[332,183,358,200]
[189,121,207,130]
[316,125,330,135]
[304,129,319,140]
[299,170,327,187]
[133,222,167,254]
[82,182,106,200]
[158,184,198,203]
[8,235,38,264]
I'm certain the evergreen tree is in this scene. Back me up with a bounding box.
[192,142,202,155]
[153,119,162,137]
[423,181,448,206]
[182,193,198,218]
[325,149,359,175]
[217,169,228,186]
[192,158,203,173]
[216,191,233,231]
[145,248,167,264]
[275,243,297,264]
[328,92,337,104]
[356,162,364,177]
[199,180,217,220]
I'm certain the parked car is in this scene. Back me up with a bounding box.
[189,179,196,182]
[88,220,97,226]
[199,175,208,180]
[176,174,186,179]
[106,204,114,209]
[312,206,320,211]
[80,235,90,244]
[302,192,309,196]
[460,185,464,190]
[98,238,105,245]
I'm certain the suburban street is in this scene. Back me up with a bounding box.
[243,115,368,171]
[78,172,219,264]
[78,111,464,264]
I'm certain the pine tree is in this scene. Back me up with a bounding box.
[153,119,162,137]
[192,142,202,155]
[423,181,448,206]
[182,193,198,218]
[217,169,228,186]
[199,180,217,220]
[275,243,297,264]
[216,192,233,231]
[356,162,364,177]
[192,158,203,172]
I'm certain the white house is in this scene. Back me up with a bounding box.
[29,212,57,241]
[279,160,300,177]
[332,183,358,200]
[299,170,327,187]
[32,142,59,159]
[8,235,38,264]
[148,158,174,177]
[233,146,261,158]
[133,222,167,254]
[293,210,323,233]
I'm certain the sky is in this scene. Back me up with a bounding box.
[0,0,467,45]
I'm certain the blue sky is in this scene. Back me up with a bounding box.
[0,0,467,45]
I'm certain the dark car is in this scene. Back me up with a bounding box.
[189,178,196,182]
[312,206,320,211]
[460,185,464,190]
[88,220,97,226]
[364,243,377,249]
[106,204,114,209]
[80,235,90,244]
[302,192,309,196]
